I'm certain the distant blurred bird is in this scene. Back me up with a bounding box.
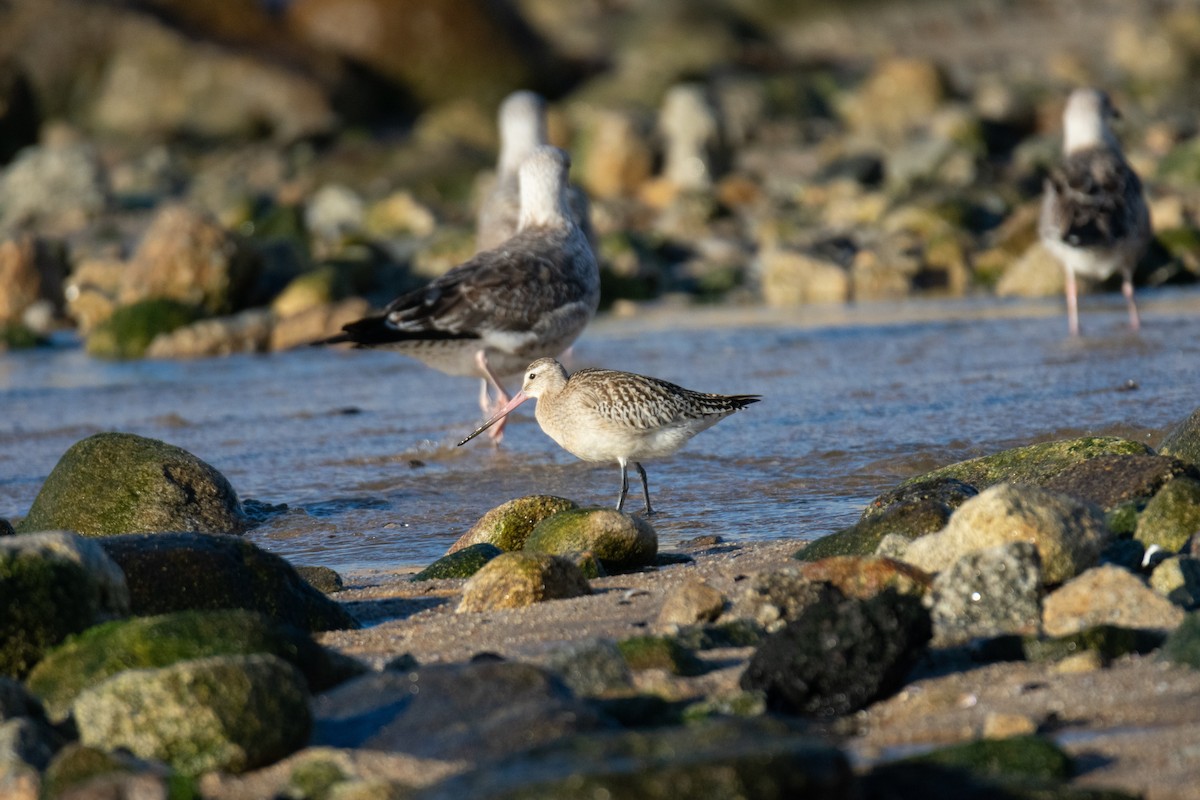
[1040,88,1150,336]
[476,90,594,252]
[318,146,600,443]
[459,357,761,514]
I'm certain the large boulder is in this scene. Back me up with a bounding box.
[99,532,359,632]
[524,508,657,572]
[0,532,129,679]
[72,654,311,775]
[17,432,246,536]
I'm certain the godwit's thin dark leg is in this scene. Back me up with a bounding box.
[635,462,653,516]
[616,459,630,512]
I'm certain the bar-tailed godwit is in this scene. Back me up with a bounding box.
[318,146,599,442]
[459,357,760,514]
[1039,88,1150,336]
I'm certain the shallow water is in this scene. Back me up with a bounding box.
[2,289,1198,572]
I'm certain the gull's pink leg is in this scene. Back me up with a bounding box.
[474,351,511,443]
[1065,267,1080,337]
[1122,272,1140,332]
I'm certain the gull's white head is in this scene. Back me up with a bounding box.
[498,90,549,176]
[1062,88,1120,154]
[517,145,571,230]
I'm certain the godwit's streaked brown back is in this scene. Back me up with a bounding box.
[459,357,760,514]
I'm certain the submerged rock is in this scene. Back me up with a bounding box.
[0,532,129,679]
[72,653,311,775]
[100,532,359,631]
[740,589,931,717]
[457,552,591,612]
[900,483,1109,584]
[17,432,246,536]
[448,495,578,554]
[524,508,657,572]
[25,609,364,721]
[412,543,503,581]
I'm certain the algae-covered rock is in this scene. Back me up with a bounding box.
[899,437,1152,491]
[797,499,952,561]
[26,609,365,721]
[412,543,502,581]
[656,578,726,627]
[72,653,311,775]
[1161,611,1200,669]
[0,532,129,679]
[897,734,1072,780]
[448,495,578,554]
[616,635,705,676]
[901,483,1109,584]
[17,432,246,537]
[860,477,979,521]
[295,565,345,594]
[84,298,201,359]
[524,508,657,572]
[457,552,591,612]
[100,532,359,632]
[1135,477,1200,553]
[1023,625,1164,664]
[1150,556,1200,609]
[40,743,187,800]
[1042,454,1199,512]
[1161,407,1200,468]
[540,639,633,697]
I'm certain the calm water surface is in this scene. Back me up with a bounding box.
[2,290,1198,572]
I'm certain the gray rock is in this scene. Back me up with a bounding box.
[1043,565,1186,636]
[539,639,633,697]
[902,483,1109,584]
[100,532,359,632]
[1149,556,1200,609]
[656,578,726,628]
[726,568,841,633]
[1160,406,1200,469]
[311,661,607,763]
[0,141,110,233]
[659,83,722,190]
[73,653,312,776]
[1043,454,1199,512]
[929,542,1043,646]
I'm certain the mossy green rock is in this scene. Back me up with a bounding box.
[412,543,502,581]
[1023,625,1164,664]
[17,432,246,536]
[901,735,1072,780]
[0,532,130,679]
[42,743,197,800]
[26,609,366,721]
[617,635,705,676]
[295,565,345,594]
[72,653,311,776]
[1161,407,1200,469]
[99,532,359,632]
[448,495,578,554]
[1161,611,1200,668]
[899,437,1152,491]
[797,499,951,561]
[0,321,41,349]
[1135,477,1200,552]
[84,298,201,359]
[524,508,657,572]
[457,552,591,612]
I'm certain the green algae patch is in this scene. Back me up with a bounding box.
[17,432,246,536]
[85,298,201,359]
[797,500,949,561]
[524,508,657,573]
[412,542,502,581]
[1135,477,1200,553]
[901,735,1072,781]
[617,635,706,676]
[457,551,591,612]
[0,554,96,679]
[449,495,579,554]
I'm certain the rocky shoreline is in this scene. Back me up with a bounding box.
[1,406,1199,798]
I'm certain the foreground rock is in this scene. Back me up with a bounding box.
[457,552,591,612]
[99,532,358,631]
[524,508,658,572]
[0,532,128,678]
[17,432,246,536]
[73,654,311,775]
[447,495,578,554]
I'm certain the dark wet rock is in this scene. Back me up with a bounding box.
[798,499,954,561]
[0,140,110,234]
[1160,407,1200,468]
[25,609,365,721]
[680,690,768,723]
[1042,565,1185,637]
[740,589,931,717]
[672,619,766,650]
[413,543,502,581]
[570,549,606,579]
[726,568,841,633]
[656,578,726,627]
[84,297,203,359]
[901,483,1109,584]
[1042,454,1199,512]
[617,635,705,677]
[0,717,62,772]
[100,532,359,631]
[0,235,66,327]
[17,432,246,536]
[0,519,12,537]
[73,653,311,775]
[0,60,37,165]
[295,564,345,594]
[449,495,578,554]
[796,555,933,600]
[524,508,657,573]
[862,477,979,521]
[0,678,45,722]
[311,661,606,763]
[0,532,129,679]
[457,552,591,612]
[1149,556,1200,609]
[540,639,633,697]
[418,718,853,800]
[899,437,1153,492]
[1135,476,1200,553]
[117,204,263,316]
[1023,625,1165,664]
[930,542,1043,646]
[1099,536,1146,572]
